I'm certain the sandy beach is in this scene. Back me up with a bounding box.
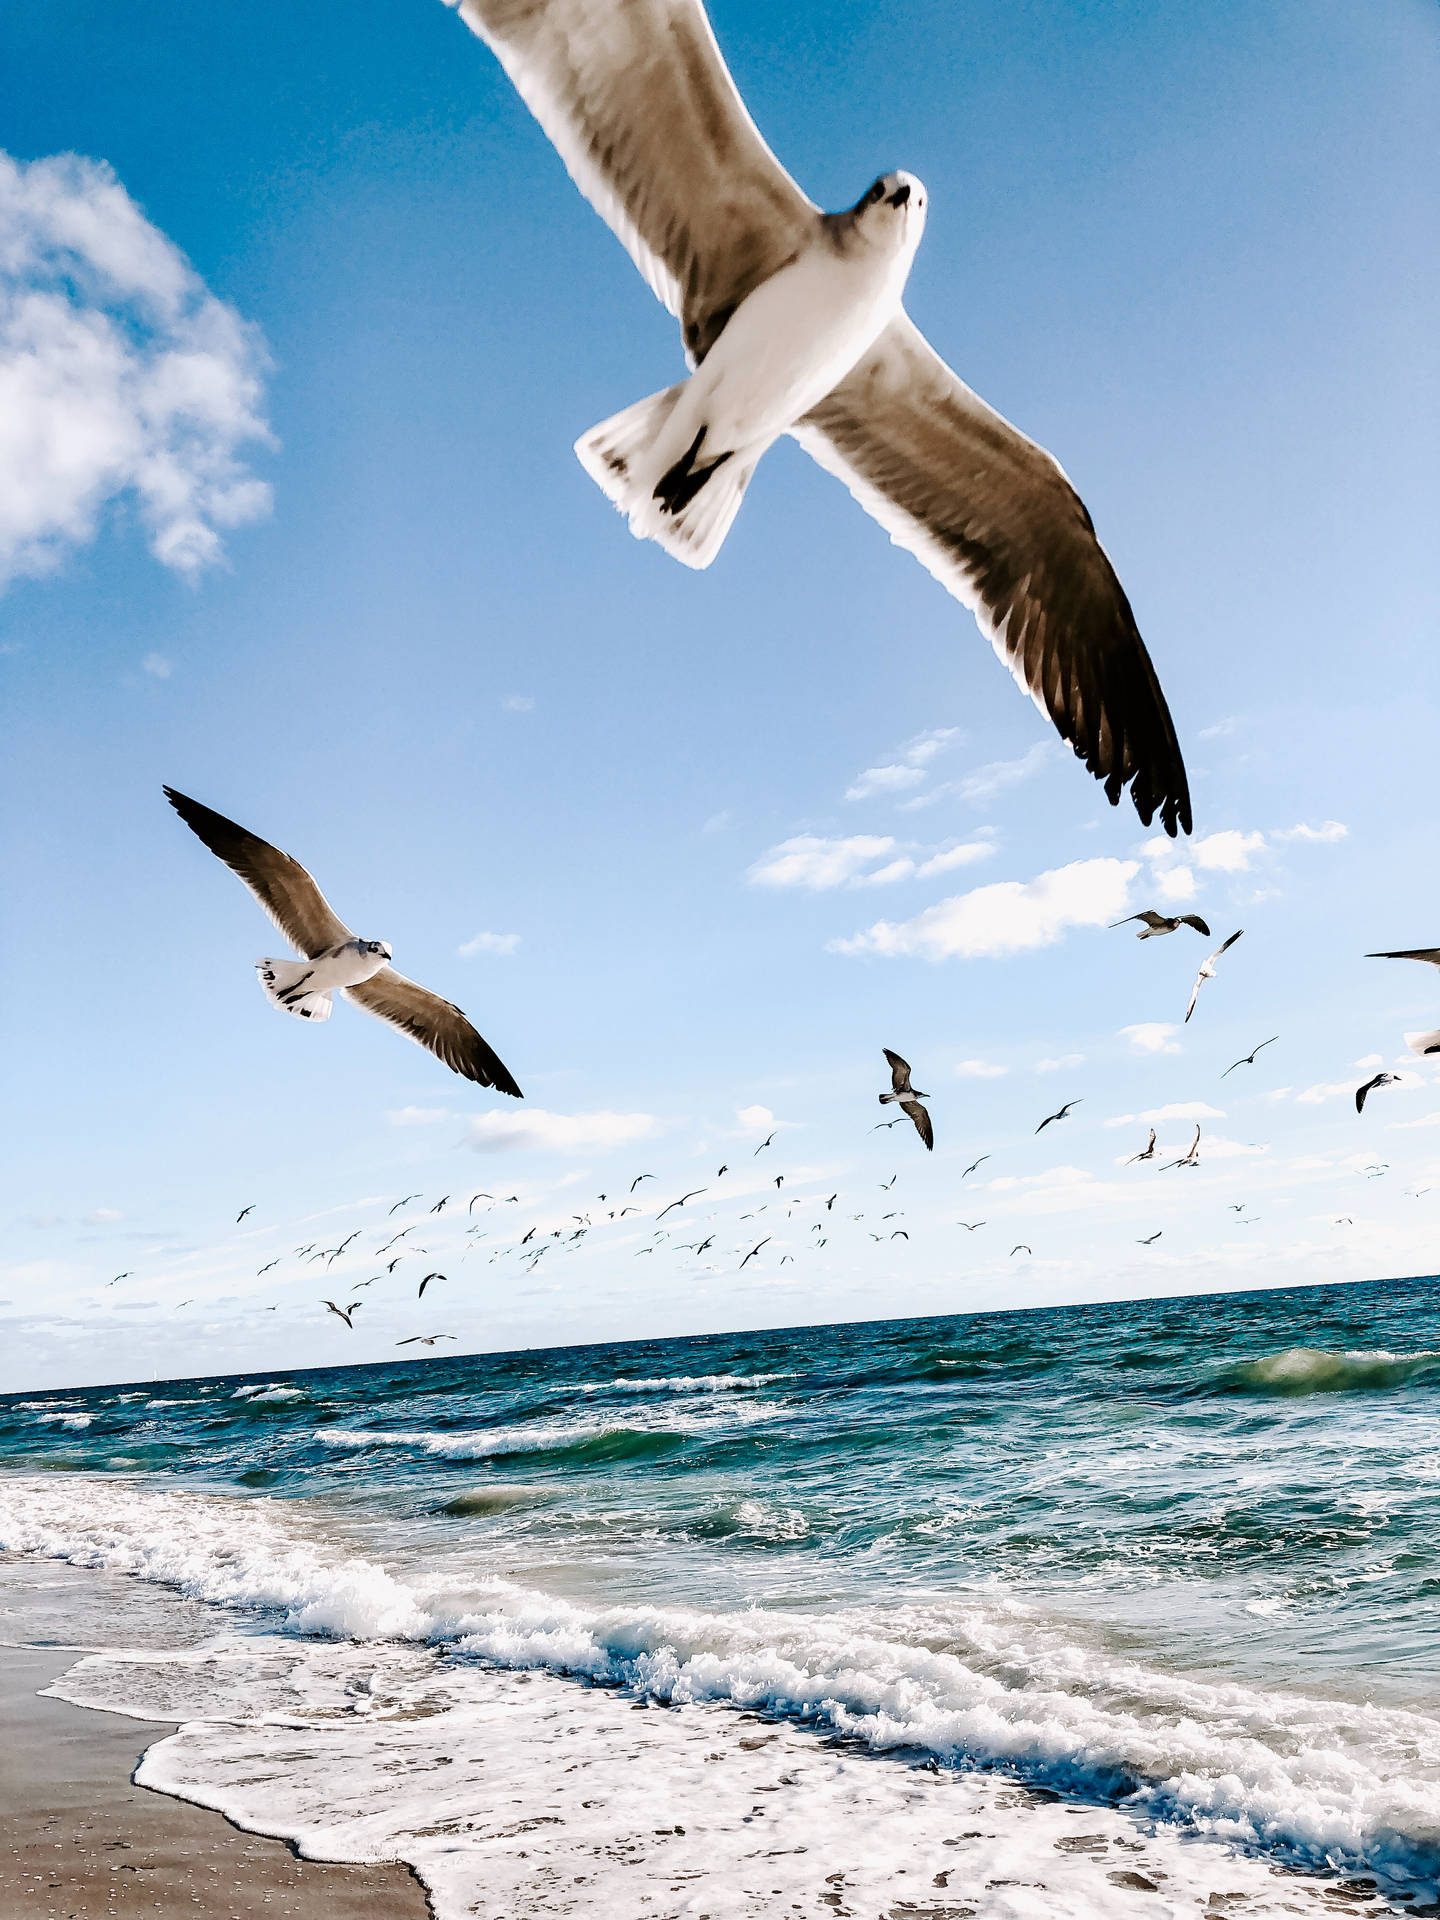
[0,1645,430,1920]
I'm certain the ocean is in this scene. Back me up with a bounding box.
[2,1277,1438,1917]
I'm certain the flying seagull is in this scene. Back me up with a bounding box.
[878,1049,934,1151]
[256,1259,280,1276]
[163,788,522,1093]
[1356,1072,1401,1114]
[235,1204,256,1222]
[739,1237,770,1269]
[956,1220,985,1231]
[1126,1128,1157,1164]
[1184,930,1243,1023]
[391,1194,422,1214]
[1010,1244,1032,1257]
[418,1272,447,1298]
[1136,1231,1162,1245]
[629,1174,654,1191]
[1036,1099,1081,1134]
[1222,1037,1278,1077]
[443,0,1190,835]
[322,1299,359,1329]
[657,1189,708,1219]
[1109,911,1211,940]
[430,1196,450,1214]
[1366,950,1440,1054]
[961,1155,990,1178]
[397,1334,457,1347]
[1162,1125,1202,1170]
[754,1133,778,1154]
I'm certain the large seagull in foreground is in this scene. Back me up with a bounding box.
[164,788,523,1095]
[444,0,1191,834]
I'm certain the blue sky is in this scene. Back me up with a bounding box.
[1,0,1436,1391]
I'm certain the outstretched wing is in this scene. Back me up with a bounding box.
[883,1047,913,1093]
[1368,948,1440,967]
[1184,972,1203,1023]
[1212,929,1244,961]
[345,967,522,1096]
[1179,915,1211,936]
[899,1099,933,1151]
[792,315,1190,834]
[448,0,817,364]
[165,787,351,957]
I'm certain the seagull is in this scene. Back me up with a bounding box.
[872,1117,905,1131]
[445,0,1190,834]
[880,1174,897,1190]
[391,1194,422,1214]
[1334,1218,1353,1226]
[1222,1037,1279,1077]
[1011,1244,1031,1257]
[1109,911,1211,939]
[961,1156,990,1178]
[739,1237,770,1270]
[630,1174,654,1191]
[256,1259,280,1276]
[108,1274,132,1286]
[1036,1100,1081,1134]
[520,1227,537,1245]
[417,1272,446,1298]
[467,1193,493,1212]
[1136,1231,1162,1245]
[1126,1128,1158,1164]
[878,1049,934,1150]
[163,787,522,1093]
[1185,930,1243,1023]
[716,1165,728,1178]
[235,1204,256,1222]
[774,1175,784,1189]
[754,1133,778,1154]
[1162,1125,1202,1170]
[890,1229,909,1240]
[322,1300,359,1328]
[824,1194,837,1210]
[1365,950,1440,1054]
[1356,1072,1401,1114]
[397,1334,457,1347]
[956,1220,985,1231]
[430,1196,450,1214]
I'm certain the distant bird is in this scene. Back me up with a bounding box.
[418,1272,446,1298]
[630,1174,654,1192]
[322,1300,359,1328]
[872,1117,905,1131]
[1185,930,1243,1023]
[1334,1218,1353,1226]
[695,1235,715,1254]
[878,1049,933,1150]
[1126,1128,1157,1164]
[1228,1204,1246,1212]
[619,1206,640,1216]
[163,787,522,1093]
[396,1334,456,1347]
[739,1237,770,1269]
[443,0,1190,834]
[256,1260,280,1276]
[430,1196,450,1214]
[1036,1100,1081,1134]
[235,1204,255,1222]
[1356,1072,1400,1114]
[391,1195,421,1214]
[717,1165,728,1177]
[1010,1245,1031,1257]
[108,1274,132,1286]
[956,1220,985,1231]
[1136,1231,1162,1245]
[352,1277,378,1289]
[774,1175,784,1189]
[384,1257,404,1273]
[890,1229,909,1240]
[1163,1125,1202,1170]
[468,1193,493,1212]
[520,1227,537,1245]
[961,1156,990,1178]
[754,1133,778,1154]
[1222,1037,1278,1077]
[1110,911,1211,939]
[824,1194,837,1210]
[880,1174,897,1190]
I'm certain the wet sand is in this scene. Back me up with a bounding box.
[0,1645,430,1919]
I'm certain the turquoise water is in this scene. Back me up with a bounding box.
[3,1275,1438,1889]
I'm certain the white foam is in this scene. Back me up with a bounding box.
[34,1412,93,1428]
[576,1372,791,1394]
[314,1403,778,1459]
[1232,1346,1440,1393]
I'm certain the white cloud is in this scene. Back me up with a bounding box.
[83,1207,122,1225]
[1354,1053,1385,1070]
[1154,864,1197,904]
[0,151,272,588]
[1104,1101,1225,1128]
[1198,716,1240,740]
[459,930,520,958]
[746,834,895,891]
[1391,1111,1440,1130]
[914,839,994,878]
[831,857,1137,961]
[501,694,534,712]
[387,1106,455,1127]
[701,810,731,834]
[141,651,171,679]
[1122,1023,1182,1055]
[466,1108,659,1154]
[1295,1081,1354,1106]
[900,742,1052,812]
[1273,821,1347,844]
[845,727,958,800]
[735,1105,775,1133]
[955,1059,1007,1079]
[860,857,916,886]
[1035,1054,1084,1073]
[1193,829,1267,872]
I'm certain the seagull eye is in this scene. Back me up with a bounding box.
[868,180,885,205]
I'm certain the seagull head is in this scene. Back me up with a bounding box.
[362,940,393,961]
[850,170,927,250]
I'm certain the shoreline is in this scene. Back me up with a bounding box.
[0,1644,431,1919]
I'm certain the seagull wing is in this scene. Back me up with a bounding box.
[1356,1075,1380,1114]
[450,0,817,364]
[344,968,522,1096]
[883,1048,913,1094]
[791,315,1190,834]
[1367,948,1440,967]
[1184,971,1203,1023]
[164,788,351,957]
[1178,915,1212,936]
[1211,929,1244,963]
[899,1099,933,1151]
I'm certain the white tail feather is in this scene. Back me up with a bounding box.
[575,387,757,570]
[257,959,333,1023]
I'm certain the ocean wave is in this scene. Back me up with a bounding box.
[314,1401,779,1463]
[2,1473,1437,1888]
[35,1412,93,1428]
[574,1372,790,1394]
[1226,1346,1440,1395]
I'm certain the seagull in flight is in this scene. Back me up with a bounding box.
[1366,949,1440,1054]
[878,1049,934,1151]
[1036,1100,1081,1134]
[235,1204,256,1222]
[444,0,1190,834]
[397,1334,457,1347]
[739,1237,770,1270]
[1222,1037,1278,1077]
[754,1133,778,1154]
[1109,911,1211,939]
[391,1194,422,1214]
[1356,1072,1401,1114]
[1136,1231,1162,1245]
[163,787,522,1093]
[1010,1244,1032,1257]
[629,1174,654,1191]
[430,1196,450,1214]
[417,1272,447,1298]
[322,1300,360,1329]
[1126,1128,1158,1164]
[256,1259,280,1276]
[956,1220,985,1231]
[1162,1125,1202,1170]
[1184,929,1243,1023]
[656,1189,708,1218]
[108,1274,132,1287]
[961,1156,990,1179]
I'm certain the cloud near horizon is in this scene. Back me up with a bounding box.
[466,1108,660,1154]
[831,857,1137,961]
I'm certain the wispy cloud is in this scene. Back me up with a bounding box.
[1121,1022,1182,1055]
[1273,821,1348,844]
[501,694,534,712]
[747,834,897,891]
[900,742,1052,812]
[141,652,172,679]
[1035,1054,1084,1073]
[831,857,1137,961]
[466,1108,659,1154]
[0,150,272,589]
[387,1106,454,1127]
[459,930,520,957]
[1104,1102,1225,1128]
[845,727,958,801]
[955,1059,1007,1079]
[1198,716,1241,741]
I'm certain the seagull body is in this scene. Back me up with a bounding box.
[1126,1128,1157,1164]
[1356,1072,1400,1114]
[1162,1125,1201,1170]
[1036,1099,1081,1134]
[878,1049,933,1150]
[164,789,522,1093]
[1185,930,1243,1023]
[445,0,1190,832]
[1010,1244,1031,1257]
[322,1299,358,1329]
[1109,911,1211,939]
[397,1334,457,1347]
[1137,1231,1162,1245]
[236,1204,255,1222]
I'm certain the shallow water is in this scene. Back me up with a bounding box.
[2,1277,1438,1912]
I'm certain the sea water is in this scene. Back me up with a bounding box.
[2,1277,1438,1916]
